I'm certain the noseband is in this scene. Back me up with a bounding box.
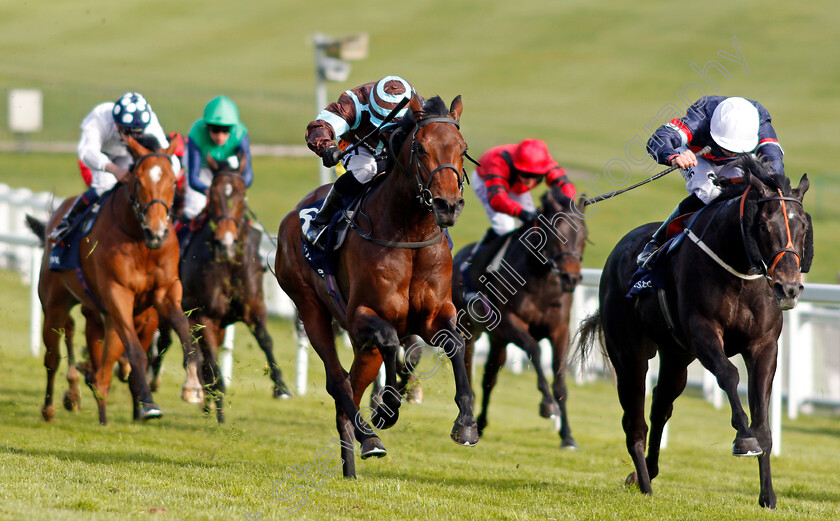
[739,186,804,279]
[390,117,468,211]
[130,152,173,226]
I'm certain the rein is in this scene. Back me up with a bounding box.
[740,186,803,279]
[346,115,467,250]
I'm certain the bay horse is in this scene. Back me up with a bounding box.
[577,156,812,508]
[275,95,477,478]
[28,136,200,425]
[152,154,291,423]
[452,184,587,448]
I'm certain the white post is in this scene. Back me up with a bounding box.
[0,183,11,269]
[772,329,783,456]
[313,36,331,187]
[220,325,234,386]
[295,318,309,395]
[29,244,41,356]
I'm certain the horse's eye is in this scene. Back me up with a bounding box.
[759,222,768,232]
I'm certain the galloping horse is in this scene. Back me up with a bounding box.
[275,95,477,478]
[577,156,812,508]
[152,154,291,423]
[452,184,587,448]
[29,136,199,425]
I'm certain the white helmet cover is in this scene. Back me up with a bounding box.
[710,97,760,153]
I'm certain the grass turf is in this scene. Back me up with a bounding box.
[1,268,839,520]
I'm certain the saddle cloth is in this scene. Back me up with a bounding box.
[49,192,110,271]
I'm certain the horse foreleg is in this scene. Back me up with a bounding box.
[746,342,778,509]
[692,329,760,456]
[148,318,171,392]
[548,324,576,449]
[157,292,203,404]
[62,315,82,412]
[249,310,291,399]
[423,303,478,447]
[476,334,507,436]
[197,318,225,424]
[351,306,401,431]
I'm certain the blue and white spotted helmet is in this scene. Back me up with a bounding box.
[112,92,152,130]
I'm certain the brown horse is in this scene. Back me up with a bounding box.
[275,95,477,478]
[577,156,812,508]
[452,184,587,448]
[152,154,291,423]
[28,136,199,425]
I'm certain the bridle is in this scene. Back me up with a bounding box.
[209,171,246,231]
[389,116,472,211]
[129,152,173,228]
[740,186,804,279]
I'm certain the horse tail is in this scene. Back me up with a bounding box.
[25,214,47,247]
[574,310,606,364]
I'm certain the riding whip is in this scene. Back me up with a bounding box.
[583,146,711,206]
[338,97,411,160]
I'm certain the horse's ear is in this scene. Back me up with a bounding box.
[792,173,809,200]
[124,134,151,158]
[409,94,424,115]
[449,95,463,122]
[164,137,179,157]
[748,170,774,198]
[205,153,218,172]
[237,151,247,174]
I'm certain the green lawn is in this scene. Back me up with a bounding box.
[1,0,839,279]
[1,269,839,520]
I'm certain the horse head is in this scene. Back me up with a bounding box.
[538,184,588,292]
[399,95,467,228]
[740,158,812,310]
[125,135,179,249]
[206,153,248,261]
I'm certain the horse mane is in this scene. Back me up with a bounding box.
[388,95,446,152]
[714,154,813,273]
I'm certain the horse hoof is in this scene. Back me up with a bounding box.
[139,403,162,421]
[115,363,131,383]
[409,386,423,404]
[360,437,387,459]
[539,401,561,419]
[450,422,479,446]
[181,386,203,404]
[732,436,763,457]
[560,439,578,450]
[63,390,81,412]
[625,471,638,488]
[273,384,292,399]
[42,405,56,422]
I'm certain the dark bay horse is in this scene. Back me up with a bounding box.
[28,136,199,424]
[275,95,477,478]
[153,154,291,423]
[452,184,587,448]
[577,156,812,508]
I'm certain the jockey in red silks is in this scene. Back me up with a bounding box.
[470,138,576,254]
[636,95,785,269]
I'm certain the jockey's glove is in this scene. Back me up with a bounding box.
[321,146,343,168]
[519,209,539,224]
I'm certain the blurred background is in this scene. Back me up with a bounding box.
[1,0,838,279]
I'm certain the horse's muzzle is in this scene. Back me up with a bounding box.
[143,226,168,250]
[432,197,465,228]
[772,279,804,310]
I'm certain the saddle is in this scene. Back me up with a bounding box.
[625,211,698,299]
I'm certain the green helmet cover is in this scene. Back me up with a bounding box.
[203,96,240,126]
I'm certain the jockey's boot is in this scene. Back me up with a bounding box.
[636,195,704,270]
[465,228,499,267]
[305,173,364,251]
[49,188,98,243]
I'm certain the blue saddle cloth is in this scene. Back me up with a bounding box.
[625,231,689,298]
[49,191,109,271]
[299,195,357,280]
